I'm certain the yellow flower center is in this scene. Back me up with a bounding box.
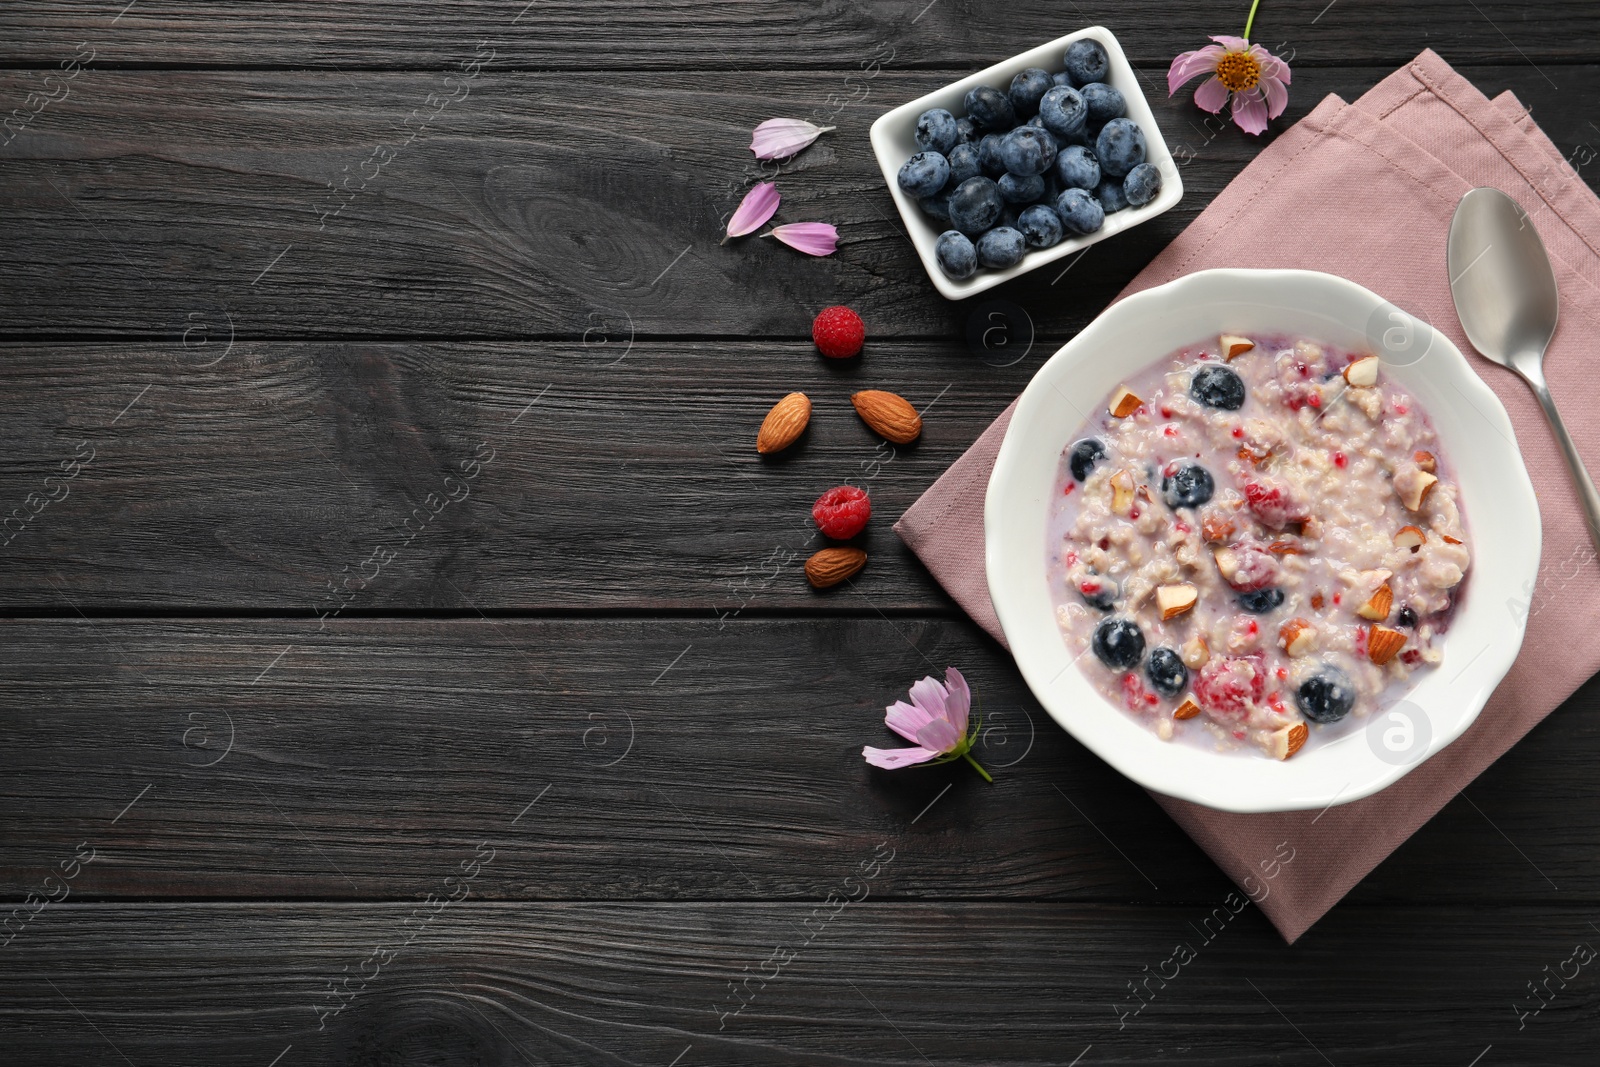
[1215,50,1261,92]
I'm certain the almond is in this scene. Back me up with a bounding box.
[1173,696,1202,720]
[1220,334,1255,361]
[1413,450,1437,473]
[1278,617,1316,656]
[1157,583,1198,620]
[1266,721,1309,760]
[851,390,922,445]
[1181,635,1210,669]
[1284,722,1309,759]
[1367,625,1406,665]
[1395,468,1438,511]
[1267,539,1306,555]
[1108,385,1142,418]
[1310,592,1325,610]
[1343,355,1380,387]
[1442,534,1463,545]
[804,547,867,589]
[1213,545,1240,582]
[1394,524,1425,551]
[1109,469,1136,516]
[1200,510,1236,543]
[1356,583,1393,621]
[756,392,811,454]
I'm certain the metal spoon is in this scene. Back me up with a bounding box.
[1448,186,1600,546]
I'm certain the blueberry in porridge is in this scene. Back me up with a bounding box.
[1049,333,1472,760]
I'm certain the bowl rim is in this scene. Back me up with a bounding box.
[984,267,1541,812]
[868,25,1184,301]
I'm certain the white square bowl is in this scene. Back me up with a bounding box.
[869,26,1184,301]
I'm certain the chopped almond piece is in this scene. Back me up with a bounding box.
[1109,469,1135,515]
[1395,468,1438,511]
[1278,618,1316,656]
[1394,525,1425,551]
[1442,534,1463,545]
[1413,450,1437,473]
[1267,539,1306,555]
[1108,385,1142,418]
[1220,334,1255,361]
[1200,510,1236,544]
[1368,625,1406,665]
[1212,545,1240,582]
[1310,593,1325,610]
[1266,721,1310,760]
[1173,697,1201,720]
[1156,583,1198,620]
[1343,355,1380,387]
[1181,635,1209,669]
[1357,583,1393,621]
[1284,722,1309,759]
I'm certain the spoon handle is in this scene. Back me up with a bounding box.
[1522,368,1600,551]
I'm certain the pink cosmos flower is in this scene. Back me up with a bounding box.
[863,667,992,782]
[1167,35,1290,136]
[762,221,837,257]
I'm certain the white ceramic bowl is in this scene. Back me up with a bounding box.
[869,26,1183,301]
[985,269,1540,813]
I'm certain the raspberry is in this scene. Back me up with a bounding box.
[1242,480,1305,530]
[1194,654,1265,719]
[812,306,865,359]
[812,485,871,539]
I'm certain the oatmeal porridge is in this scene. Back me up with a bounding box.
[1048,332,1472,759]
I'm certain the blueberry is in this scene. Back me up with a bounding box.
[955,117,979,145]
[1145,647,1189,698]
[914,108,960,155]
[1055,144,1101,190]
[1079,578,1115,612]
[918,193,951,222]
[998,171,1046,204]
[1038,85,1088,139]
[1018,203,1065,248]
[948,176,1004,236]
[1397,606,1418,628]
[897,151,950,198]
[1095,177,1129,213]
[1064,39,1111,86]
[934,230,978,280]
[995,203,1020,231]
[1237,587,1285,614]
[946,142,982,186]
[963,85,1017,130]
[999,126,1055,177]
[976,226,1026,269]
[1009,67,1055,118]
[1190,364,1247,410]
[1092,616,1146,670]
[1123,162,1162,207]
[1054,187,1105,235]
[1161,462,1215,508]
[1079,82,1127,124]
[1296,667,1357,724]
[1095,118,1146,178]
[977,133,1007,177]
[1069,437,1106,481]
[1052,71,1075,88]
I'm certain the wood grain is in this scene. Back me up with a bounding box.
[0,68,1593,340]
[0,618,1596,904]
[3,901,1597,1065]
[1,0,1597,69]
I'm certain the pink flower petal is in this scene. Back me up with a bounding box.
[885,699,937,745]
[864,744,941,769]
[750,117,834,160]
[943,667,971,736]
[1231,87,1270,135]
[766,222,837,256]
[1209,35,1250,51]
[1167,45,1225,94]
[908,675,949,719]
[1260,72,1290,120]
[725,182,780,240]
[916,719,963,754]
[1192,75,1231,114]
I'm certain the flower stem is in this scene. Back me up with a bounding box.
[962,752,994,783]
[1243,0,1262,41]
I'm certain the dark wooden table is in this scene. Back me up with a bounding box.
[3,2,1598,1064]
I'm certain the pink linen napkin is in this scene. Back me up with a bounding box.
[896,50,1600,943]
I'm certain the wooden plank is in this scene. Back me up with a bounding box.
[1,1,1598,69]
[3,901,1596,1064]
[0,340,1004,610]
[0,68,1593,340]
[0,617,1596,903]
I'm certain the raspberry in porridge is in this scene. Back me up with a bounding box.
[1048,333,1471,759]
